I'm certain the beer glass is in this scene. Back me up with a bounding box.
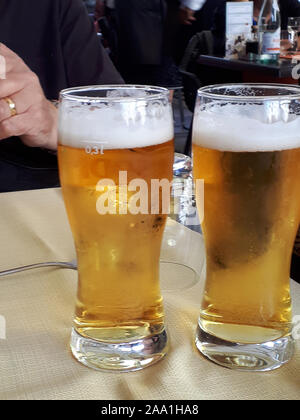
[193,84,300,371]
[58,86,174,371]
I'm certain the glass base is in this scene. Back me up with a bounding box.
[70,328,168,372]
[195,322,294,372]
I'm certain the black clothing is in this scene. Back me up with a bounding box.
[113,0,181,87]
[173,0,224,64]
[212,0,300,55]
[0,0,123,192]
[292,229,300,283]
[115,0,167,67]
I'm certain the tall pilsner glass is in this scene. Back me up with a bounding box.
[193,84,300,371]
[58,86,174,371]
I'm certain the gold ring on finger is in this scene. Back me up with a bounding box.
[4,97,17,117]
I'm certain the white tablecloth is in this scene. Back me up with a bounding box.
[0,188,299,400]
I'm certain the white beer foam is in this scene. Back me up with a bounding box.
[193,104,300,152]
[58,103,174,149]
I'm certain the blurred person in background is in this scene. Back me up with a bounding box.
[95,0,210,89]
[174,0,223,64]
[0,0,122,193]
[95,0,180,89]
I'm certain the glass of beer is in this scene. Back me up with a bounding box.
[57,85,174,371]
[193,84,300,371]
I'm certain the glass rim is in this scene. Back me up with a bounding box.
[197,83,300,102]
[60,84,170,103]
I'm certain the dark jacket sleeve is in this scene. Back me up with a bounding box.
[59,0,123,86]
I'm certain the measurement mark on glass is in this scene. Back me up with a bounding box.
[81,141,108,155]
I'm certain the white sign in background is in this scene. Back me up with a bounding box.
[226,1,254,58]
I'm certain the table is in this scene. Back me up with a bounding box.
[0,188,299,400]
[197,55,298,84]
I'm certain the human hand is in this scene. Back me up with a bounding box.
[0,43,58,150]
[179,7,196,25]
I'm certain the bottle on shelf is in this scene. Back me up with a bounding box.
[257,0,281,62]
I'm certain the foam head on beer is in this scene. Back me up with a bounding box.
[58,88,174,149]
[193,103,300,152]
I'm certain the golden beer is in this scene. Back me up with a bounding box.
[58,85,174,371]
[58,141,174,341]
[193,84,300,371]
[193,145,300,343]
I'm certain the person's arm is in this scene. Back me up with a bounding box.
[59,0,123,87]
[179,0,207,25]
[0,0,123,151]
